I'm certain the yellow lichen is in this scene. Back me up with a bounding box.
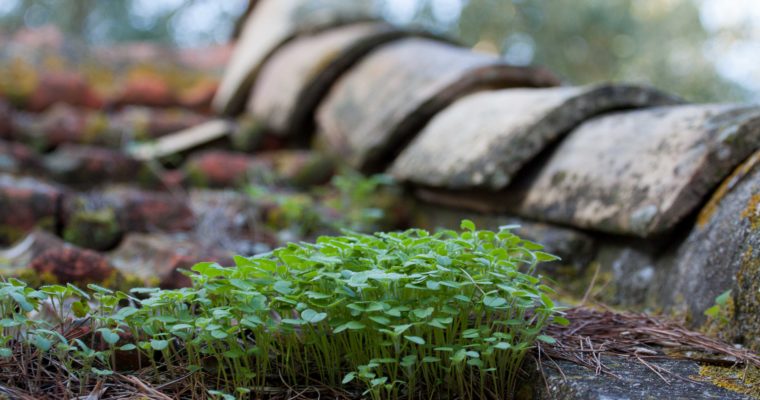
[736,245,760,351]
[697,151,760,228]
[741,193,760,230]
[696,365,760,398]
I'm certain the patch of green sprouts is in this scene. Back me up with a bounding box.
[0,221,565,399]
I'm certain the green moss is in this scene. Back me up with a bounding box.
[286,155,335,189]
[184,165,209,187]
[17,268,59,287]
[231,116,266,152]
[0,224,25,246]
[702,290,736,341]
[136,164,161,188]
[63,208,122,251]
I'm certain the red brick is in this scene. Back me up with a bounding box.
[105,188,196,233]
[184,150,256,187]
[43,145,145,186]
[0,139,43,174]
[30,246,116,285]
[113,76,176,108]
[26,72,103,112]
[0,99,13,140]
[0,175,64,244]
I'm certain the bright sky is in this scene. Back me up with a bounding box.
[698,0,760,100]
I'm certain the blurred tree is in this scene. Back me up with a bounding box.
[0,0,246,46]
[389,0,749,102]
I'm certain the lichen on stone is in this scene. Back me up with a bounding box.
[696,365,760,398]
[741,193,760,230]
[697,150,760,228]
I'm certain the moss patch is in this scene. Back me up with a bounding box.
[63,208,122,251]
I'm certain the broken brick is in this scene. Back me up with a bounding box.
[0,175,64,244]
[0,139,43,175]
[0,99,13,140]
[43,145,148,187]
[184,150,255,187]
[11,104,87,150]
[113,75,176,108]
[29,246,116,285]
[179,80,218,112]
[61,194,123,251]
[109,233,232,289]
[26,72,103,112]
[104,188,196,233]
[264,150,335,188]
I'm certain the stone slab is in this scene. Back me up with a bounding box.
[391,84,681,190]
[129,119,234,161]
[316,37,560,172]
[655,150,760,350]
[250,22,410,140]
[212,0,375,115]
[523,356,753,399]
[507,104,760,237]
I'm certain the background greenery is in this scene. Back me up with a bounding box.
[0,0,756,102]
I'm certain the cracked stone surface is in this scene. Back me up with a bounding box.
[656,150,760,349]
[522,356,753,399]
[391,84,681,190]
[316,37,560,171]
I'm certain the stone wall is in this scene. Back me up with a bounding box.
[217,0,760,349]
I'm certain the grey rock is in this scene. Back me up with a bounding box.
[392,84,680,190]
[523,356,753,399]
[316,37,559,171]
[249,22,410,140]
[213,0,376,115]
[509,104,760,237]
[657,150,760,349]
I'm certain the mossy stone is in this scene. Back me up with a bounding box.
[63,207,122,251]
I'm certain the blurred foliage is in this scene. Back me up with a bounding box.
[0,0,751,102]
[0,0,245,46]
[390,0,750,102]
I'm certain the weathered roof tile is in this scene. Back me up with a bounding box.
[511,104,760,236]
[213,0,375,115]
[391,84,680,190]
[317,37,559,171]
[250,22,410,140]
